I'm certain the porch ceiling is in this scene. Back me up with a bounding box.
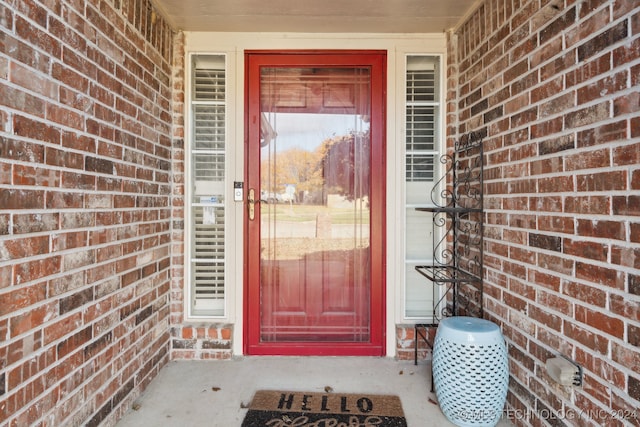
[151,0,479,33]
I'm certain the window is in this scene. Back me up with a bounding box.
[404,56,441,318]
[189,54,227,316]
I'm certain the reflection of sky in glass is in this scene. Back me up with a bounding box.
[269,113,369,152]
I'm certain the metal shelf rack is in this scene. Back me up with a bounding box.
[413,130,485,370]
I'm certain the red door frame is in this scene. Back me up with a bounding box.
[244,50,387,356]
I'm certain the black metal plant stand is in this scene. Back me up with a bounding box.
[413,130,485,389]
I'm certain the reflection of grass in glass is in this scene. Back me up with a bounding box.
[261,237,370,260]
[261,204,370,224]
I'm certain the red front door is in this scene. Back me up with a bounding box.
[244,51,386,355]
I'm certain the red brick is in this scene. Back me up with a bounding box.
[0,264,12,289]
[508,213,536,229]
[575,305,624,338]
[10,302,57,336]
[531,116,563,139]
[0,283,47,316]
[503,229,526,244]
[577,120,628,148]
[577,20,628,62]
[61,130,96,153]
[632,116,640,138]
[12,212,59,234]
[577,218,625,240]
[51,231,87,251]
[530,157,563,176]
[57,326,92,359]
[613,90,639,117]
[563,238,608,262]
[220,327,233,340]
[13,0,48,26]
[2,235,49,259]
[86,263,117,285]
[576,261,625,289]
[630,224,640,244]
[564,195,610,215]
[13,115,61,144]
[0,188,44,209]
[504,291,528,311]
[61,171,96,190]
[613,143,640,166]
[566,102,611,129]
[566,53,611,88]
[0,85,46,117]
[538,175,575,193]
[529,233,561,251]
[503,196,528,210]
[45,146,83,169]
[529,195,562,212]
[43,313,83,346]
[529,269,561,292]
[538,252,574,275]
[610,293,639,322]
[564,320,609,355]
[510,106,538,128]
[611,244,640,269]
[611,342,640,377]
[541,50,576,80]
[576,170,627,192]
[537,289,572,314]
[46,191,84,209]
[612,195,640,216]
[531,76,563,104]
[14,256,61,284]
[528,305,562,331]
[540,92,576,119]
[13,165,60,187]
[538,214,574,234]
[59,85,93,112]
[540,6,577,44]
[565,149,611,171]
[46,103,84,130]
[613,35,640,69]
[0,162,10,185]
[11,62,58,101]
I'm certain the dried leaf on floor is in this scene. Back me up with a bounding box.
[212,387,221,391]
[324,386,334,393]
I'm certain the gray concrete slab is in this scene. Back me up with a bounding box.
[116,357,514,427]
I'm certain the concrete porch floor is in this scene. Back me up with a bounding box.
[115,357,514,427]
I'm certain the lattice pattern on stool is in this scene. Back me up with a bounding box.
[433,334,508,427]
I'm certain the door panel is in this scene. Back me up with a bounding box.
[245,51,386,355]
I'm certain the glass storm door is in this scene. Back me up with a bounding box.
[245,51,386,355]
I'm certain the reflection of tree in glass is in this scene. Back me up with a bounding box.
[320,130,370,202]
[261,130,370,205]
[261,148,324,201]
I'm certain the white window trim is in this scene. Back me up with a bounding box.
[184,51,238,322]
[397,52,448,325]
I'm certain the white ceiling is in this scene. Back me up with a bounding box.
[151,0,480,33]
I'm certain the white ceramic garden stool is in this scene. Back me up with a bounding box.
[432,316,509,427]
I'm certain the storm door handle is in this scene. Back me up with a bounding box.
[248,188,257,220]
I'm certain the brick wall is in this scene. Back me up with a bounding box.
[449,0,639,425]
[0,0,174,425]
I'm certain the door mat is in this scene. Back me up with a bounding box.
[241,390,407,426]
